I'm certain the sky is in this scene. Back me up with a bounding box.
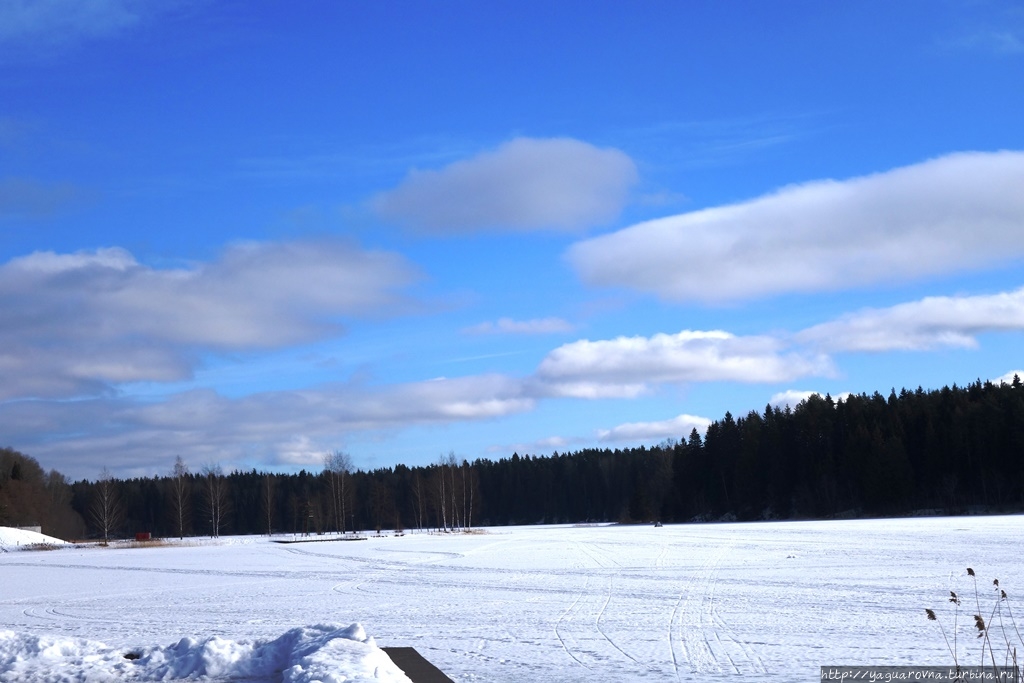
[1,0,1023,480]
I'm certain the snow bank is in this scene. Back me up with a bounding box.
[0,526,67,551]
[0,623,412,682]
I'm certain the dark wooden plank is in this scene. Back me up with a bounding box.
[381,647,453,683]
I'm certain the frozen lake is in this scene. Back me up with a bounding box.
[3,516,1022,681]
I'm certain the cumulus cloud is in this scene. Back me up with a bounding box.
[463,317,574,335]
[994,370,1024,386]
[0,240,419,399]
[598,413,711,443]
[372,137,638,233]
[798,287,1024,352]
[567,151,1024,302]
[768,390,819,409]
[768,390,851,409]
[534,330,832,398]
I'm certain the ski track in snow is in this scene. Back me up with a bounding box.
[553,575,591,670]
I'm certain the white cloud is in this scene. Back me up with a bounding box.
[768,390,850,409]
[463,317,574,335]
[372,137,638,233]
[994,370,1024,386]
[768,390,819,409]
[798,287,1024,352]
[0,240,419,399]
[535,330,831,398]
[567,151,1024,302]
[598,413,711,443]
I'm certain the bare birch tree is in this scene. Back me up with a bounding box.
[462,459,479,531]
[435,458,448,531]
[200,464,228,538]
[446,451,460,531]
[90,467,122,545]
[169,456,190,539]
[324,451,353,533]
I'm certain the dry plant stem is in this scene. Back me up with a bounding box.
[1007,602,1024,653]
[934,618,958,668]
[954,597,961,667]
[996,593,1013,669]
[974,574,982,616]
[987,601,1002,672]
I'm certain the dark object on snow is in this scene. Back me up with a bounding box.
[123,652,141,660]
[272,535,366,544]
[381,647,453,683]
[654,521,663,527]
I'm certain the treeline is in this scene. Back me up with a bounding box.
[0,448,85,538]
[6,377,1024,539]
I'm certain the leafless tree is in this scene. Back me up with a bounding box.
[200,464,228,538]
[169,456,190,539]
[462,460,479,531]
[323,451,353,533]
[446,451,460,531]
[435,457,448,531]
[90,467,123,544]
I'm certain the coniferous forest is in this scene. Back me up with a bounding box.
[2,377,1024,540]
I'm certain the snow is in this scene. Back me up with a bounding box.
[0,623,410,683]
[1,517,1022,681]
[0,527,68,551]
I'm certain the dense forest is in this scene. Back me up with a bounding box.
[3,377,1024,540]
[0,447,86,539]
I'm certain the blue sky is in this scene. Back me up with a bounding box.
[2,0,1023,480]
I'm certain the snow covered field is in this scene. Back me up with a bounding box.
[2,516,1022,681]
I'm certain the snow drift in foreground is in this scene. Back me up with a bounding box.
[0,526,67,550]
[0,623,412,683]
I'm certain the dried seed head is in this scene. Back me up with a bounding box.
[967,568,976,577]
[950,591,961,605]
[926,608,937,621]
[1002,590,1008,600]
[994,579,1000,587]
[974,614,986,633]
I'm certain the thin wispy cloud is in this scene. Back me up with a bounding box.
[956,29,1024,54]
[463,317,574,335]
[0,117,31,148]
[0,177,84,219]
[373,137,638,234]
[623,112,816,170]
[568,151,1024,303]
[0,0,146,48]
